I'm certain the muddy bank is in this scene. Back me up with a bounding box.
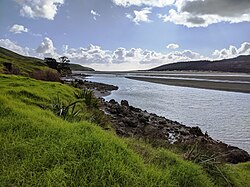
[127,76,250,93]
[102,99,250,164]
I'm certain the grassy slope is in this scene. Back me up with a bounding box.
[0,47,94,75]
[0,74,249,186]
[0,47,50,75]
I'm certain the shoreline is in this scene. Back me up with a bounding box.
[127,76,250,94]
[102,99,250,163]
[66,74,250,163]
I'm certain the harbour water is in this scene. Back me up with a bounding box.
[87,74,250,152]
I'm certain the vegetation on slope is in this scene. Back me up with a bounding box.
[0,47,94,80]
[0,74,249,186]
[0,47,50,75]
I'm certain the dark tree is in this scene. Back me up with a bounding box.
[44,58,58,69]
[59,56,70,64]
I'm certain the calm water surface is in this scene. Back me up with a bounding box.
[87,74,250,152]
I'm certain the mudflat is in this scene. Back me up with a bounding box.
[127,76,250,93]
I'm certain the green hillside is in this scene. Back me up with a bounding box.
[0,47,50,75]
[0,74,249,186]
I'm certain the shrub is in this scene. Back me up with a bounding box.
[31,69,61,82]
[3,62,20,75]
[51,96,82,121]
[75,89,99,109]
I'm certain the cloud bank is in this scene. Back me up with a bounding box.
[213,42,250,59]
[0,39,30,56]
[158,0,250,27]
[1,38,249,71]
[112,0,175,7]
[113,0,250,27]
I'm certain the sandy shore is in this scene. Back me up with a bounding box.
[127,76,250,93]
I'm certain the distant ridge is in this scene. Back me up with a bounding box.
[150,55,250,73]
[68,63,95,71]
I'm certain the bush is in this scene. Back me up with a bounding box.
[31,69,61,82]
[3,62,20,75]
[75,89,99,109]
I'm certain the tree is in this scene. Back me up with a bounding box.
[59,56,70,64]
[44,58,58,69]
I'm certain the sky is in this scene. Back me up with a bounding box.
[0,0,250,71]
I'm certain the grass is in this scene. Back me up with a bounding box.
[0,74,249,186]
[0,47,48,75]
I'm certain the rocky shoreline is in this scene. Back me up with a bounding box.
[102,99,250,164]
[66,74,250,164]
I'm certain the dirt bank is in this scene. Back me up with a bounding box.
[127,76,250,93]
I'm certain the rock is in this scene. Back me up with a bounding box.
[224,149,250,164]
[121,117,137,127]
[190,126,203,136]
[109,99,117,105]
[109,108,117,114]
[121,100,129,106]
[159,120,166,125]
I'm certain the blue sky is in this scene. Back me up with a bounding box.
[0,0,250,70]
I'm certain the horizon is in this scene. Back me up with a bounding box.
[1,0,250,71]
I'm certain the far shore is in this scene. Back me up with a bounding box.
[126,76,250,94]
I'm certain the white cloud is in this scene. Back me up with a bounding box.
[90,10,100,20]
[0,39,30,56]
[62,44,68,52]
[15,0,64,20]
[167,43,179,49]
[112,0,175,7]
[238,42,250,54]
[125,13,133,19]
[159,0,250,27]
[64,44,112,64]
[213,42,250,59]
[36,37,58,58]
[127,7,152,24]
[9,24,28,34]
[167,50,205,61]
[63,44,205,70]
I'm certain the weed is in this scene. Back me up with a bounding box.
[51,96,82,121]
[75,89,99,108]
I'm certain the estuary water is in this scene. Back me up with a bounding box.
[87,74,250,152]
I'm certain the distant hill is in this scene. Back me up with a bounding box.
[150,55,250,73]
[68,63,95,71]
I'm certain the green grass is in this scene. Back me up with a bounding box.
[0,74,249,186]
[0,47,49,76]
